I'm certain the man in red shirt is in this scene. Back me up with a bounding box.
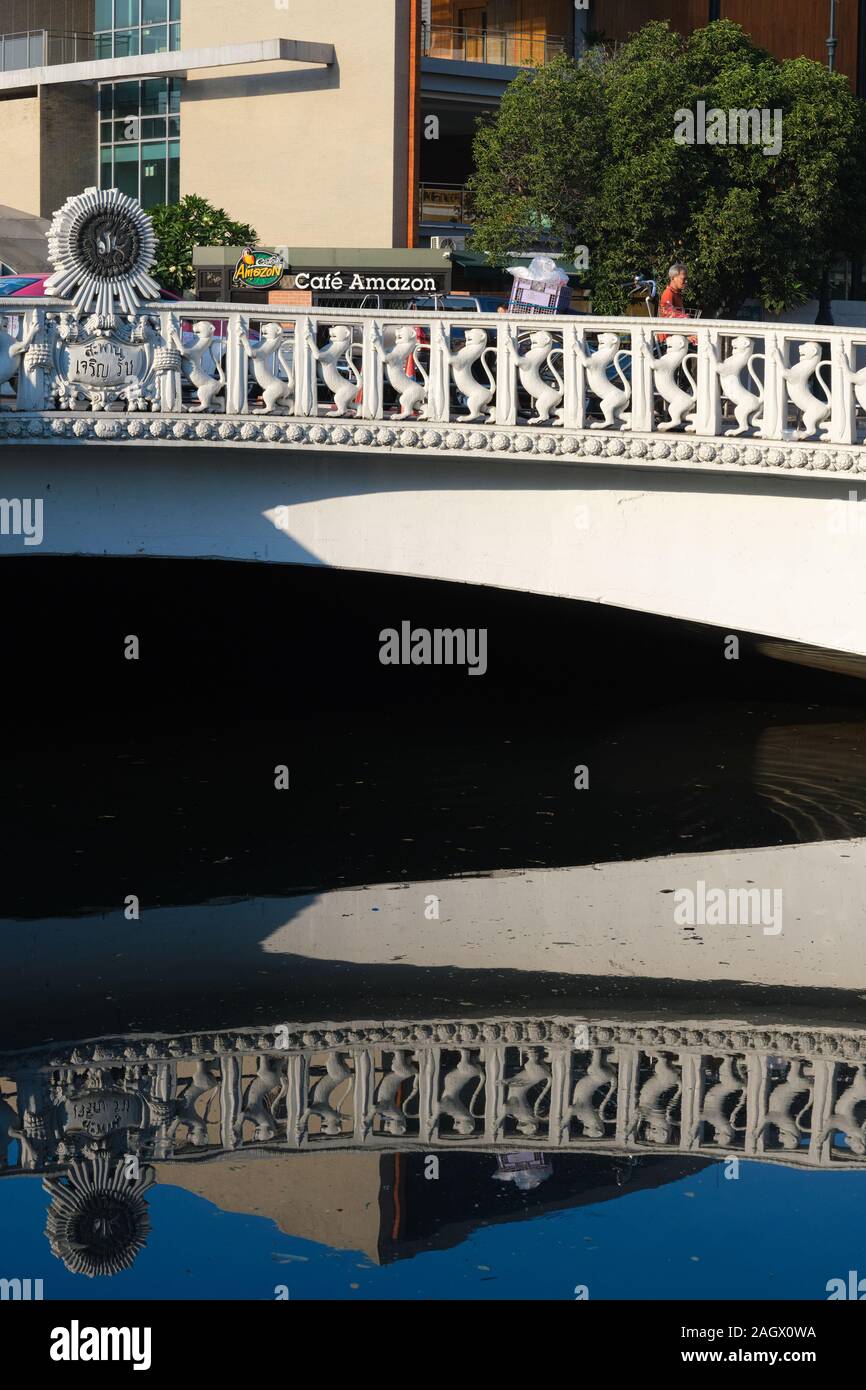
[658,262,696,343]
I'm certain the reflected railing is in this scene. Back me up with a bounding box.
[2,1014,865,1174]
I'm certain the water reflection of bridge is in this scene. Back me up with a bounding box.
[3,1014,865,1179]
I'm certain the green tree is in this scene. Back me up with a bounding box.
[148,194,258,295]
[468,20,866,317]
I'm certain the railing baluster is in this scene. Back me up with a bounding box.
[353,1047,372,1142]
[744,1053,766,1157]
[761,329,786,440]
[546,1045,569,1146]
[695,327,722,437]
[830,333,856,445]
[679,1052,703,1150]
[483,1042,504,1142]
[495,320,518,426]
[158,309,182,414]
[629,323,654,433]
[295,311,317,418]
[225,311,248,416]
[561,320,583,430]
[615,1044,639,1146]
[15,307,46,411]
[285,1054,308,1148]
[808,1059,836,1166]
[417,1046,437,1145]
[360,318,383,420]
[219,1055,242,1151]
[426,319,450,422]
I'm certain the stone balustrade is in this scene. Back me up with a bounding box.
[2,1015,865,1173]
[3,299,866,477]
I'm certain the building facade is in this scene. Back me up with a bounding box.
[0,1,864,264]
[0,0,417,250]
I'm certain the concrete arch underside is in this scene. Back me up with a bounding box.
[2,443,865,657]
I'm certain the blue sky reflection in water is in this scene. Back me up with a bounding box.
[1,1161,859,1301]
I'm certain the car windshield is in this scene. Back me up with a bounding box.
[0,276,40,296]
[413,295,480,312]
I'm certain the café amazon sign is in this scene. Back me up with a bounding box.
[288,268,449,294]
[198,245,452,302]
[232,247,285,291]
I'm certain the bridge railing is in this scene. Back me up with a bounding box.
[2,1016,865,1172]
[3,298,866,466]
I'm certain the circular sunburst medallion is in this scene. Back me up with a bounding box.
[43,1156,155,1277]
[44,187,160,317]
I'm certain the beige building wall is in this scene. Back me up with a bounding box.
[0,86,96,222]
[40,85,97,216]
[0,95,43,218]
[0,2,97,221]
[180,0,411,247]
[159,1151,385,1263]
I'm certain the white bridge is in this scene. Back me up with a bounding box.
[3,296,866,654]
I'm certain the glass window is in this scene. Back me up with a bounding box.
[115,0,141,25]
[168,78,180,113]
[114,29,140,58]
[170,0,180,18]
[5,35,29,70]
[143,0,168,20]
[168,139,180,204]
[114,143,139,199]
[100,120,114,143]
[96,33,113,59]
[141,78,169,115]
[98,86,114,118]
[141,140,167,208]
[141,116,165,139]
[168,115,180,138]
[28,33,45,66]
[100,147,114,188]
[115,116,140,141]
[113,82,140,117]
[170,23,181,51]
[141,25,168,54]
[95,0,113,30]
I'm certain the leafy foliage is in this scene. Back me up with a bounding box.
[148,195,258,295]
[468,20,866,316]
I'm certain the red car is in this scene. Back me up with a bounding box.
[0,273,181,301]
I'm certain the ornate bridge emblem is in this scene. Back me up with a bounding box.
[79,210,141,279]
[44,187,160,317]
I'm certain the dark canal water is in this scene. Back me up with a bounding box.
[1,556,864,1300]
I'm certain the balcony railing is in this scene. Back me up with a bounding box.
[422,22,569,67]
[0,29,95,72]
[419,182,470,224]
[2,298,866,478]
